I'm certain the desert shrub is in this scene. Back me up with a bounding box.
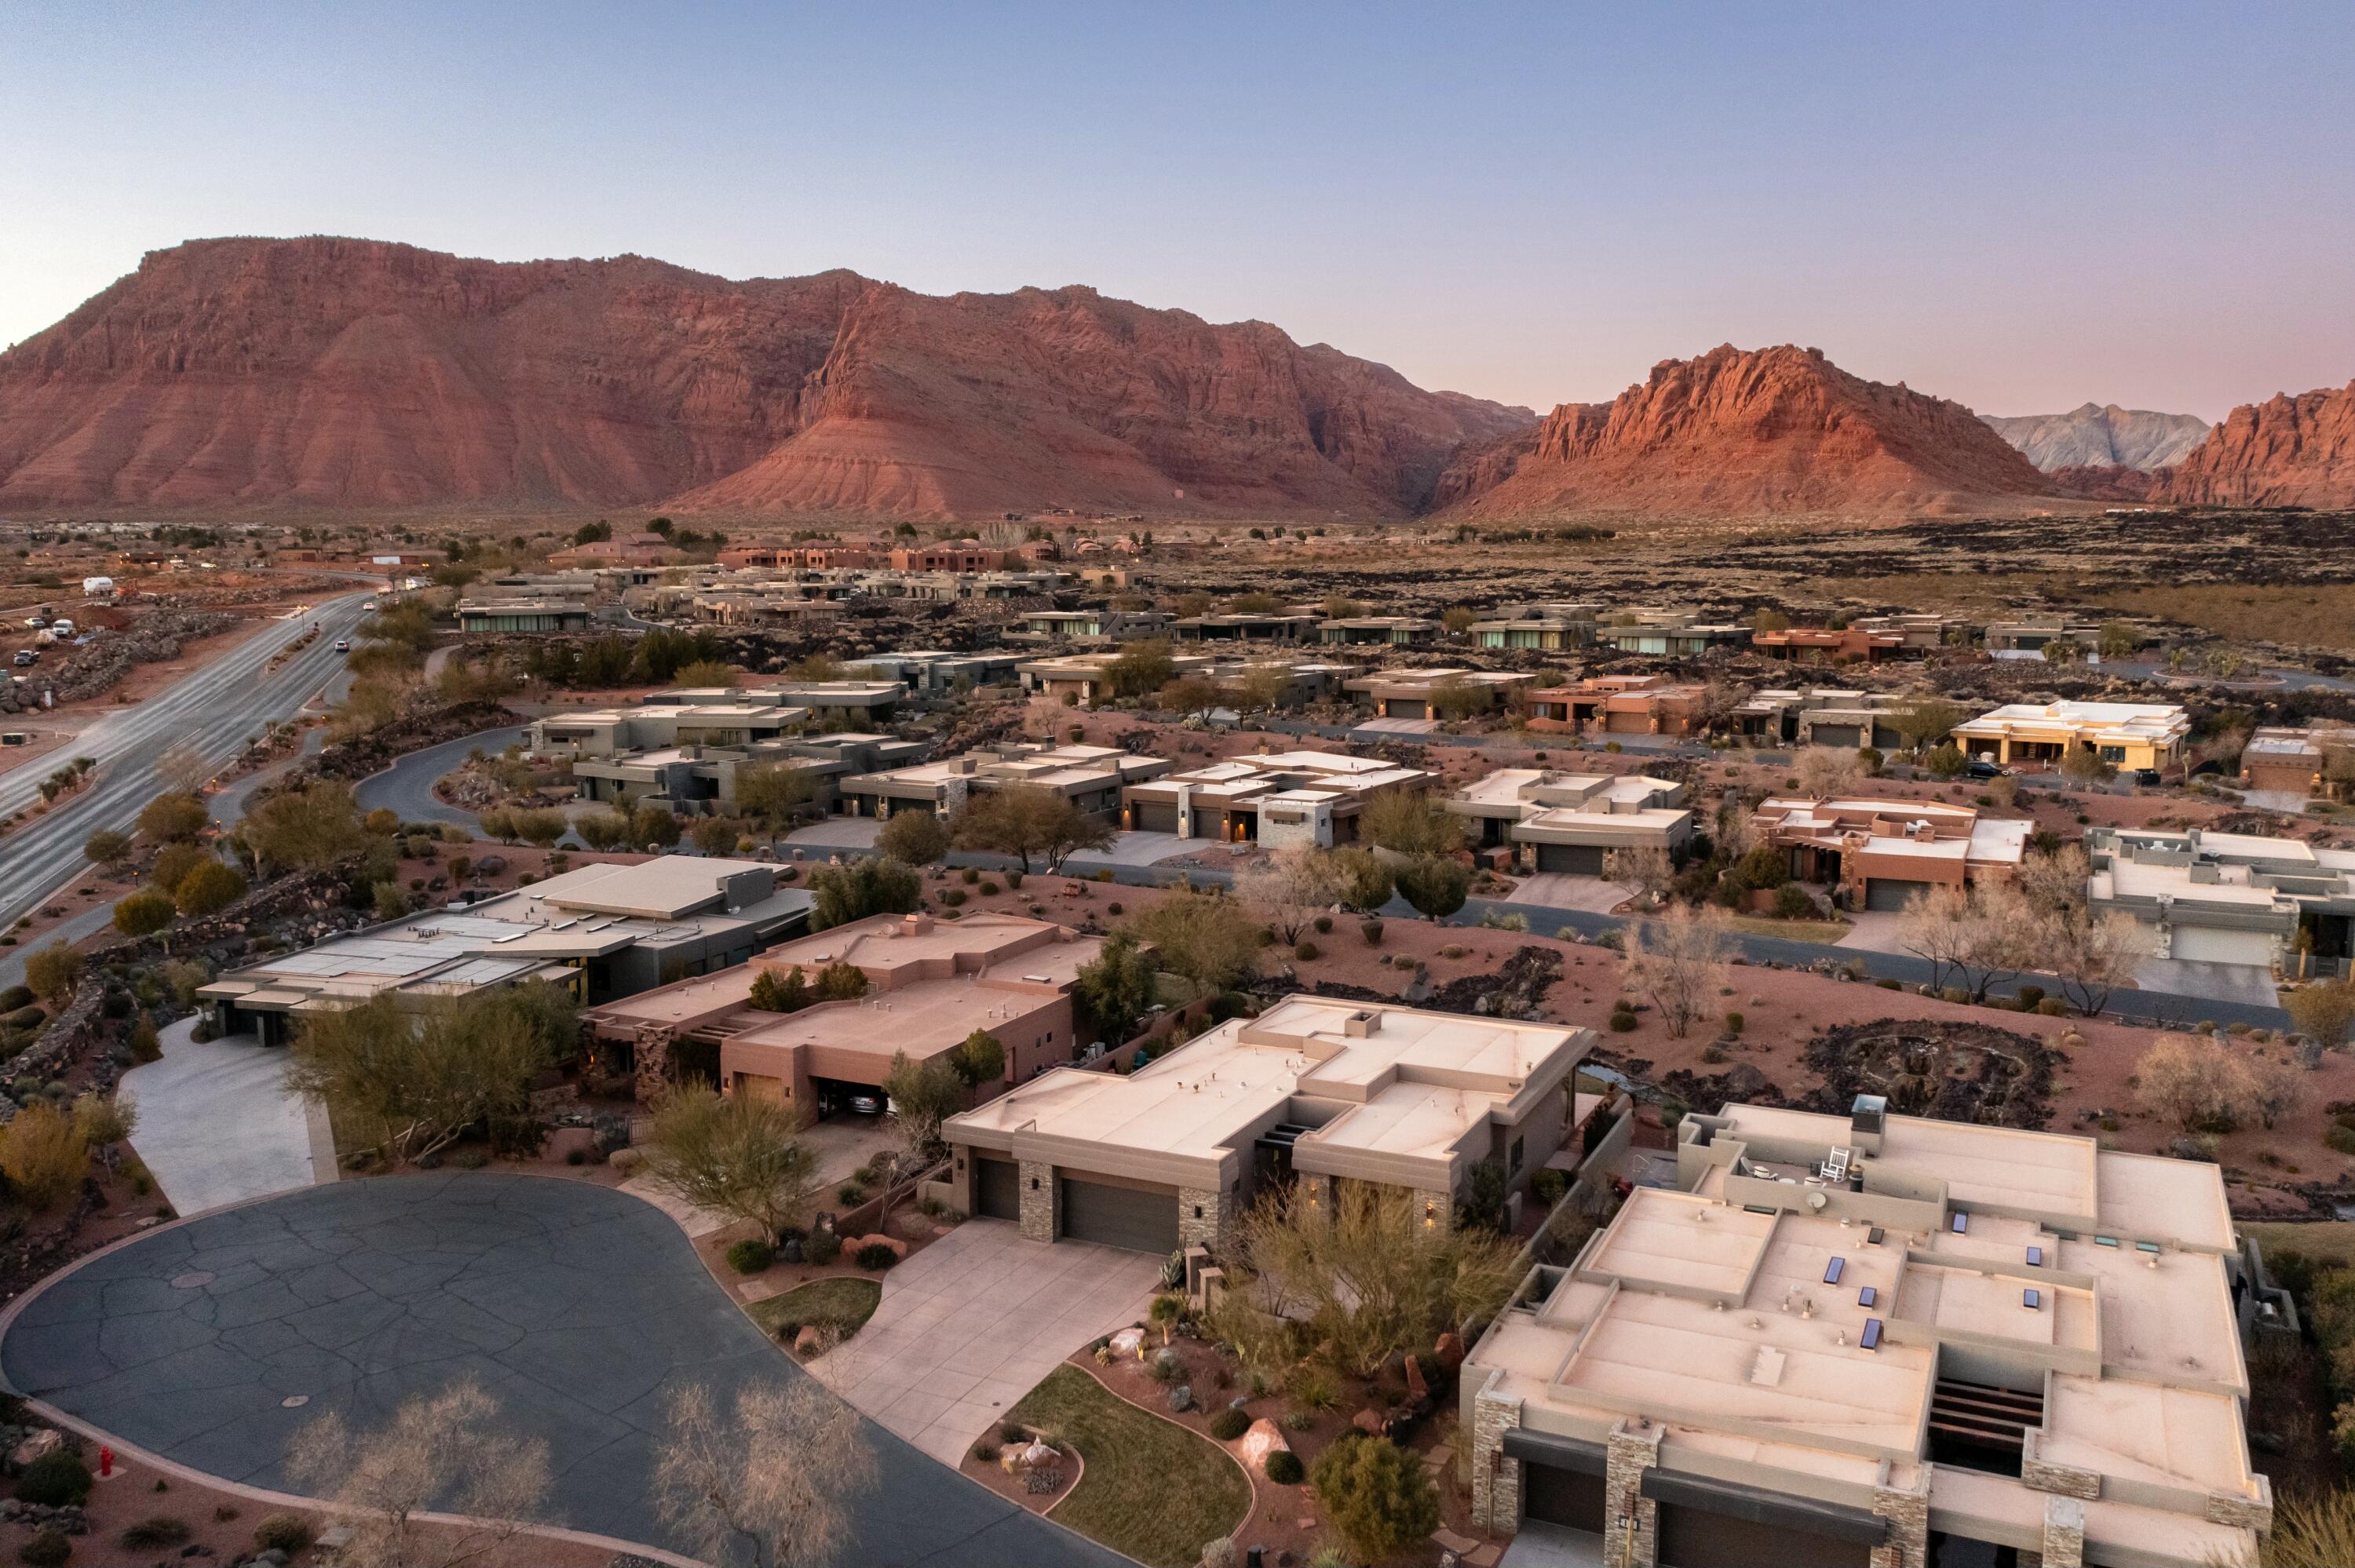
[1722,1009,1743,1035]
[126,1017,161,1063]
[2036,997,2069,1016]
[18,1527,69,1567]
[1770,884,1815,920]
[962,867,980,885]
[1294,940,1320,961]
[1288,1363,1341,1411]
[939,887,967,907]
[2015,983,2046,1011]
[5,1006,42,1031]
[1207,1406,1251,1441]
[251,1513,315,1554]
[804,1228,842,1266]
[1005,870,1024,890]
[1608,1008,1638,1033]
[856,1242,899,1271]
[837,1181,867,1206]
[2327,1125,2355,1157]
[121,1517,192,1549]
[725,1239,775,1275]
[1530,1167,1569,1208]
[1313,914,1333,934]
[0,986,29,1011]
[16,1448,92,1507]
[111,890,176,937]
[972,1439,1000,1464]
[1310,1434,1439,1563]
[0,1102,89,1209]
[1265,1449,1305,1485]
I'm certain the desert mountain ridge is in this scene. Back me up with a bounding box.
[2,236,2350,519]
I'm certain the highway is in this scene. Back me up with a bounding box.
[0,592,374,936]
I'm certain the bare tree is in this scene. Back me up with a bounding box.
[654,1380,876,1568]
[1795,746,1862,797]
[641,1084,820,1240]
[2132,1034,2259,1132]
[1235,846,1344,943]
[155,741,212,798]
[1602,845,1674,911]
[287,1379,550,1568]
[1623,904,1732,1038]
[2044,907,2154,1016]
[1897,883,1973,996]
[1950,879,2035,1003]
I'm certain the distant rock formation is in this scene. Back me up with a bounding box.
[2050,464,2165,503]
[1447,345,2056,520]
[0,236,1532,518]
[2160,381,2355,508]
[1981,402,2209,472]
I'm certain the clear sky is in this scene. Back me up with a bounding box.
[5,2,2353,421]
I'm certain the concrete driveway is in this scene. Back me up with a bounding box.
[1506,874,1627,913]
[1835,911,1914,956]
[812,1219,1163,1467]
[2135,958,2280,1009]
[119,1020,334,1217]
[785,817,883,852]
[1068,830,1199,870]
[0,1175,1121,1568]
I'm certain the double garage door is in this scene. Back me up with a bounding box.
[1132,801,1182,836]
[1513,1434,1877,1568]
[2168,924,2276,968]
[973,1161,1181,1253]
[1810,724,1864,749]
[1864,877,1936,913]
[1535,843,1606,876]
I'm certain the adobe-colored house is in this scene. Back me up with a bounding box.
[1524,674,1706,737]
[1747,794,2029,910]
[1751,625,1908,663]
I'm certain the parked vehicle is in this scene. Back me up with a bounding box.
[11,650,34,667]
[48,619,73,639]
[1964,757,2003,779]
[844,1091,885,1117]
[2132,768,2163,787]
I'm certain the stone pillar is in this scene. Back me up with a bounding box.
[1178,1186,1232,1253]
[947,1149,977,1217]
[1470,1377,1522,1534]
[1869,1466,1932,1568]
[2203,1472,2273,1536]
[1603,1420,1663,1568]
[632,1023,674,1102]
[2040,1495,2084,1568]
[1017,1159,1058,1243]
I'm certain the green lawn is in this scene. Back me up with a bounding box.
[747,1275,882,1341]
[1007,1365,1251,1568]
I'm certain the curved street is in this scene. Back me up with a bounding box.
[0,1174,1125,1568]
[352,722,529,833]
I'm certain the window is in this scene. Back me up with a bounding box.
[1860,1318,1884,1351]
[1857,1285,1878,1308]
[2099,746,2126,763]
[1951,1212,1969,1234]
[2094,1234,2120,1248]
[2025,1246,2043,1266]
[1823,1257,1846,1285]
[2023,1289,2042,1310]
[1510,1136,1526,1176]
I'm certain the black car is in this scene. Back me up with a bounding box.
[1964,757,2003,779]
[2132,768,2163,788]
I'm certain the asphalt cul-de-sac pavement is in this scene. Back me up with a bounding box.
[0,1174,1123,1567]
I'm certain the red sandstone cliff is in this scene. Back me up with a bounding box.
[1448,345,2057,521]
[0,237,1530,518]
[2160,381,2355,508]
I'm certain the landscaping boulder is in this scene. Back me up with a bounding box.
[1168,1384,1195,1413]
[1017,1440,1059,1470]
[607,1147,645,1176]
[1351,1407,1388,1437]
[1433,1330,1466,1371]
[5,1430,59,1472]
[1236,1417,1291,1471]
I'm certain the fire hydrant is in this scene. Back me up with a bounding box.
[98,1446,113,1479]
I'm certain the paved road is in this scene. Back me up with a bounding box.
[0,593,373,934]
[0,1175,1123,1568]
[352,723,529,833]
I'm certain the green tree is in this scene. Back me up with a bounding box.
[1328,847,1395,912]
[639,1083,818,1239]
[876,809,948,866]
[2043,636,2087,665]
[879,1049,966,1170]
[148,841,210,899]
[1312,1435,1440,1563]
[747,965,812,1014]
[733,764,820,836]
[137,791,209,844]
[1752,607,1792,633]
[112,890,177,937]
[806,857,921,930]
[1127,886,1261,996]
[2059,746,2116,784]
[173,859,249,917]
[1074,930,1157,1041]
[670,658,737,689]
[1229,592,1282,614]
[689,816,740,856]
[2096,622,2140,661]
[24,942,83,1004]
[1393,855,1470,920]
[629,804,682,848]
[577,811,631,851]
[1104,640,1178,700]
[1440,605,1476,635]
[82,829,133,873]
[950,1028,1006,1088]
[512,808,571,849]
[2287,978,2355,1049]
[949,785,1115,873]
[1925,742,1967,779]
[1360,790,1463,856]
[814,961,870,1001]
[241,781,371,873]
[1893,698,1967,754]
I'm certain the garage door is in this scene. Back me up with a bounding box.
[1811,724,1862,749]
[1656,1503,1873,1568]
[1605,709,1649,734]
[2168,924,2277,967]
[1387,698,1428,720]
[1524,1464,1607,1533]
[1059,1177,1180,1253]
[975,1157,1020,1222]
[1536,843,1606,876]
[1865,878,1935,913]
[1133,801,1181,836]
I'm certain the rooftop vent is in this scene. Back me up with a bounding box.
[1850,1093,1887,1139]
[1342,1010,1379,1038]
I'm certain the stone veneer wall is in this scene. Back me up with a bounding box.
[1178,1186,1232,1252]
[1603,1420,1664,1567]
[1869,1468,1932,1568]
[2040,1495,2084,1568]
[1470,1378,1521,1533]
[1017,1158,1058,1242]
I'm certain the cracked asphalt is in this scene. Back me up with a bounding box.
[0,1174,1125,1567]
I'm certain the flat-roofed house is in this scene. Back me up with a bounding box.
[456,596,595,634]
[1343,668,1536,720]
[1749,795,2030,910]
[584,911,1101,1115]
[1952,701,2189,774]
[1120,748,1432,847]
[944,997,1597,1253]
[1017,607,1170,644]
[1449,769,1693,874]
[199,858,813,1044]
[1473,603,1602,651]
[2087,824,2355,976]
[1595,617,1752,658]
[1320,616,1442,647]
[2240,723,2355,800]
[1017,650,1217,707]
[1462,1096,2274,1568]
[1170,612,1320,644]
[842,649,1024,693]
[529,699,815,759]
[1851,612,1966,651]
[1525,674,1707,738]
[1751,625,1908,663]
[569,732,923,815]
[838,742,1172,820]
[1730,688,1916,749]
[1985,614,2101,654]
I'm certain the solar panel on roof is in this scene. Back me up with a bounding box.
[1857,1285,1877,1307]
[1823,1257,1846,1285]
[1860,1318,1883,1351]
[2023,1288,2042,1310]
[2026,1245,2043,1266]
[1952,1212,1969,1234]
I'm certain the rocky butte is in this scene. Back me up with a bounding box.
[1980,401,2210,472]
[1443,343,2058,520]
[2159,380,2355,509]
